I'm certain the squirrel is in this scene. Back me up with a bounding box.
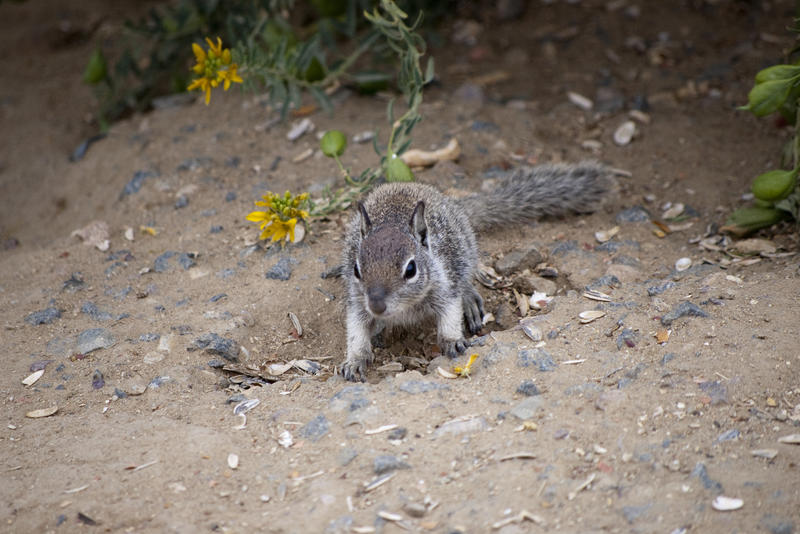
[340,160,616,381]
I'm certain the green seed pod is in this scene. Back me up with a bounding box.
[83,49,107,84]
[755,64,800,84]
[385,156,414,182]
[742,79,792,117]
[320,130,347,158]
[724,206,786,235]
[751,168,797,202]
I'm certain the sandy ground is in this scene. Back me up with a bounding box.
[1,1,799,533]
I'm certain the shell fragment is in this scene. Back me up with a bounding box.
[712,496,743,511]
[22,369,44,386]
[579,310,606,324]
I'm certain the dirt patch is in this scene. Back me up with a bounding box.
[1,1,798,533]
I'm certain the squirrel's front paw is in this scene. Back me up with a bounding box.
[442,338,468,358]
[342,351,373,382]
[463,289,484,336]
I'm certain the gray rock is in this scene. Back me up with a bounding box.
[517,348,556,371]
[225,190,237,201]
[690,462,722,493]
[174,195,189,209]
[207,359,226,369]
[510,396,544,420]
[550,240,578,256]
[46,336,74,356]
[714,429,740,444]
[698,380,728,405]
[661,352,677,365]
[587,275,621,290]
[621,503,652,524]
[176,157,213,172]
[481,343,518,367]
[616,328,639,350]
[299,414,330,442]
[616,206,651,223]
[217,268,236,279]
[192,333,238,361]
[329,385,370,411]
[154,251,176,272]
[595,86,625,114]
[139,333,160,342]
[25,307,61,325]
[397,380,448,394]
[209,293,227,303]
[266,257,294,281]
[177,253,196,270]
[661,301,708,325]
[62,272,85,292]
[120,170,158,199]
[761,515,795,534]
[323,516,353,534]
[433,416,488,438]
[516,380,541,396]
[494,245,543,275]
[77,328,116,354]
[210,225,224,234]
[647,280,676,296]
[387,427,407,440]
[514,275,557,296]
[81,301,113,321]
[338,448,358,467]
[373,454,410,475]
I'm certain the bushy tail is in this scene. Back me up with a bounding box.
[456,161,617,231]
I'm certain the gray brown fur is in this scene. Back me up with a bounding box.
[341,160,615,381]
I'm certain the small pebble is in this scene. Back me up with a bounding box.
[613,121,636,146]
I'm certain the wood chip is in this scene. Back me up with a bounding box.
[491,510,545,530]
[498,452,537,461]
[401,138,460,167]
[751,449,778,460]
[365,424,398,435]
[568,472,596,500]
[362,472,396,493]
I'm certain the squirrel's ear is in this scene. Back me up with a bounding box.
[358,202,372,237]
[409,201,427,246]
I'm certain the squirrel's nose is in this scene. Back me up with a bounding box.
[367,286,387,315]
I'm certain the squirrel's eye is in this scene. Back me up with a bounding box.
[353,263,361,279]
[404,260,416,280]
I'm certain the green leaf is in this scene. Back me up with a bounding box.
[742,79,793,117]
[752,168,797,202]
[755,64,800,83]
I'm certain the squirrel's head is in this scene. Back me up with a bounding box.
[352,200,432,318]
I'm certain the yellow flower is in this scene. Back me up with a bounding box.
[246,191,310,245]
[187,36,243,105]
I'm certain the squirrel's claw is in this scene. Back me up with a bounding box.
[342,360,366,382]
[442,338,468,358]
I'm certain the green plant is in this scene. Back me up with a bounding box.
[732,55,800,234]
